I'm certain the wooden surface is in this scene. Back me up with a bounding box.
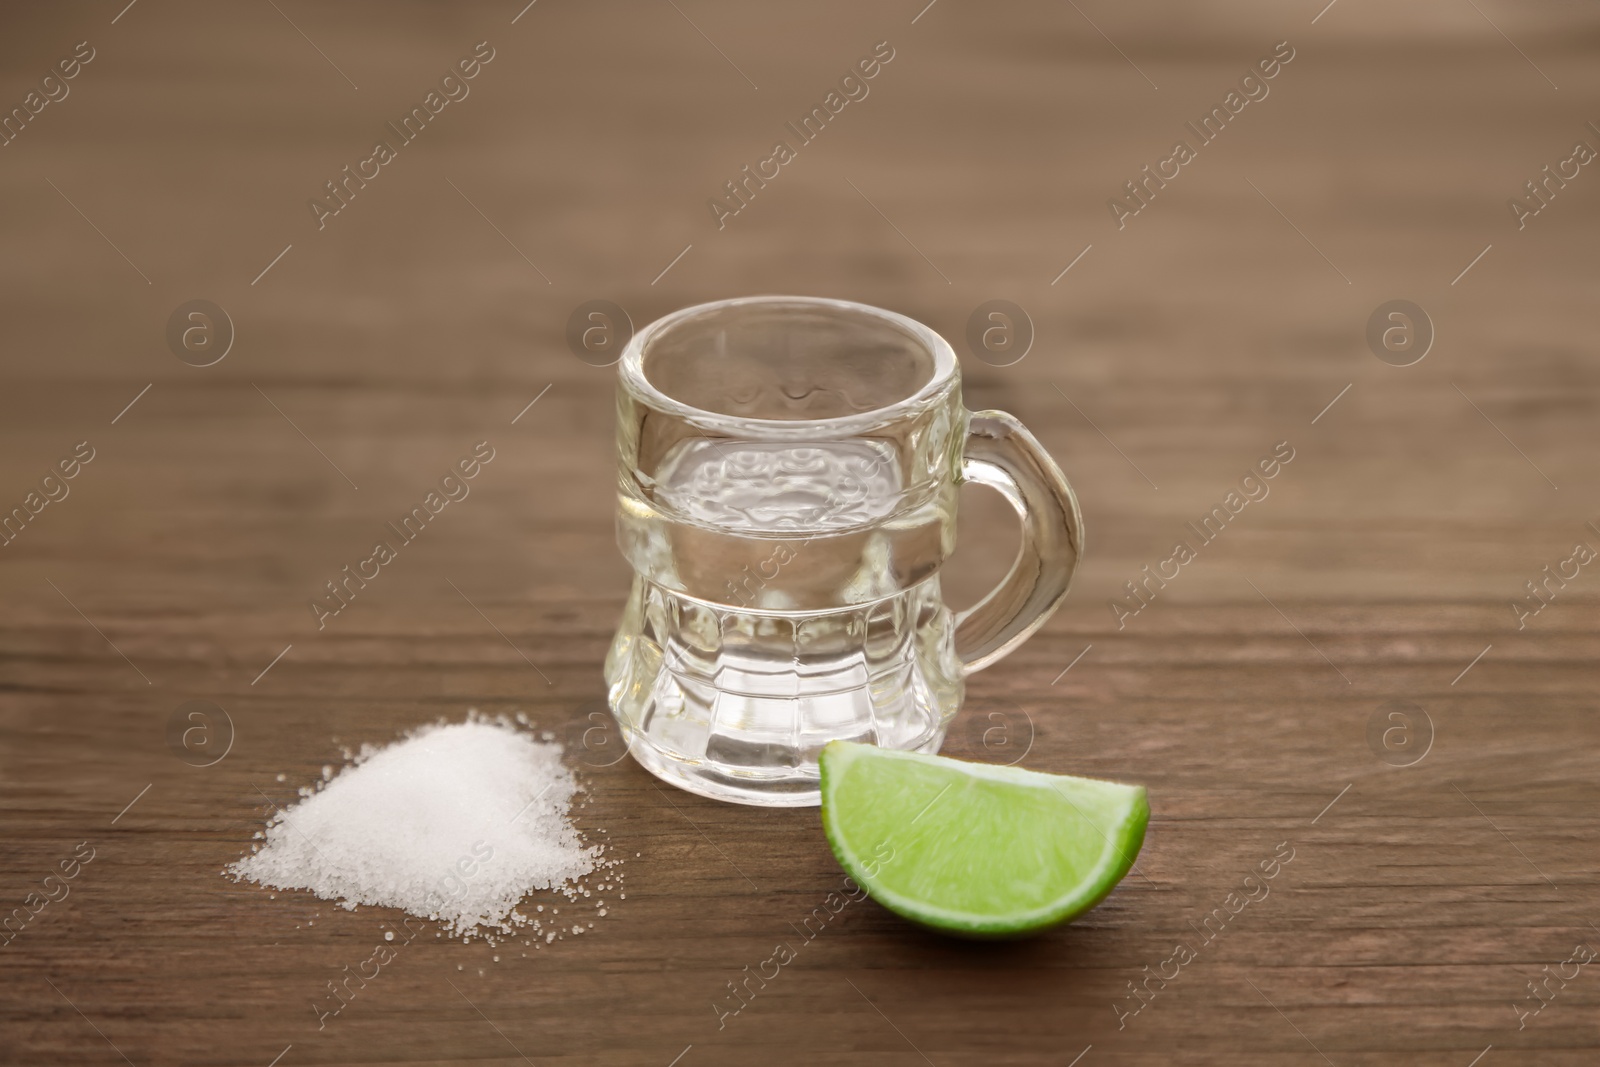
[3,2,1598,1064]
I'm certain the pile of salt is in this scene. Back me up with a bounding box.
[228,717,600,939]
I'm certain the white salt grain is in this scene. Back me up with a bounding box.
[228,717,600,940]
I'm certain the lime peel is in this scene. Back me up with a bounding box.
[819,741,1149,937]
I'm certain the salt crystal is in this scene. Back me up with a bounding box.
[227,717,601,940]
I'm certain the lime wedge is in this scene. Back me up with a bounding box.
[819,741,1149,936]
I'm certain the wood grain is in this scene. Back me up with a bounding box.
[2,2,1598,1064]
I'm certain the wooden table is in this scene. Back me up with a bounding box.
[2,2,1597,1064]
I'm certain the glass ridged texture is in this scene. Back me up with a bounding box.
[605,297,1083,806]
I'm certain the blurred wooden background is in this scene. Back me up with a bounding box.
[1,1,1597,1064]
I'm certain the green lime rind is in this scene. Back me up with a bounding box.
[819,740,1149,937]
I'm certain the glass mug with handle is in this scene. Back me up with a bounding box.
[605,296,1082,806]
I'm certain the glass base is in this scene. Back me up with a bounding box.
[603,574,965,807]
[620,721,947,807]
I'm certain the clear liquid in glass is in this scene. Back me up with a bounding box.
[605,436,964,805]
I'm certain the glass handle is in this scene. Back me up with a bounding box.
[953,411,1084,675]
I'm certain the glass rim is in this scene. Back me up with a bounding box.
[617,295,958,436]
